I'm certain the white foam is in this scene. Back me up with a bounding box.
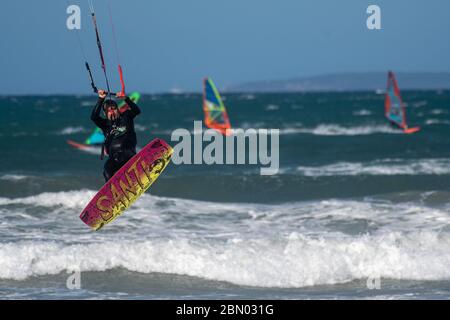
[0,190,95,209]
[0,190,450,232]
[353,109,372,116]
[265,104,279,111]
[239,94,255,101]
[296,159,450,176]
[170,87,184,94]
[0,231,449,286]
[80,101,94,107]
[0,174,29,181]
[2,190,449,232]
[412,101,428,108]
[58,127,88,135]
[134,124,147,132]
[426,119,450,125]
[1,190,450,287]
[430,109,446,115]
[12,132,39,138]
[281,124,400,136]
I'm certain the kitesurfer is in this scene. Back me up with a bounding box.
[91,89,141,181]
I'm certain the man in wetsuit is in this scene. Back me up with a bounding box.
[91,89,141,181]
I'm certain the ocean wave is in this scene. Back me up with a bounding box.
[412,101,428,108]
[134,124,147,132]
[0,174,29,181]
[0,231,449,286]
[353,109,373,116]
[0,190,95,209]
[296,159,450,176]
[265,104,279,111]
[80,101,95,107]
[238,94,255,101]
[280,124,400,136]
[430,109,447,115]
[1,191,449,286]
[425,119,450,125]
[57,127,89,135]
[11,132,39,137]
[2,190,448,230]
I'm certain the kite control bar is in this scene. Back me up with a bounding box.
[85,0,126,98]
[95,89,124,97]
[85,62,125,97]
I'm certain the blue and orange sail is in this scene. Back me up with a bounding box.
[385,71,420,134]
[203,78,232,136]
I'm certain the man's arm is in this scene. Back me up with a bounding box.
[124,96,141,118]
[90,97,107,130]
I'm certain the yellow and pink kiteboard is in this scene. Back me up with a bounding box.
[79,138,173,231]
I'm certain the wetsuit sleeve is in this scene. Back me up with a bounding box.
[90,97,107,130]
[125,96,141,118]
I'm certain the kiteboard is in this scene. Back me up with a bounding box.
[79,138,173,231]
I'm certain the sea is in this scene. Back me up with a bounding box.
[0,91,449,299]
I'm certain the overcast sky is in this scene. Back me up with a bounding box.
[1,0,450,94]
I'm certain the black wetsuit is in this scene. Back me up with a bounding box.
[91,97,141,181]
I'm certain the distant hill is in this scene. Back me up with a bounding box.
[225,72,450,93]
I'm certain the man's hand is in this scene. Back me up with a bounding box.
[98,89,107,99]
[116,91,126,99]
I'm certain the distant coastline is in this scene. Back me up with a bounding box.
[3,72,450,96]
[225,72,450,93]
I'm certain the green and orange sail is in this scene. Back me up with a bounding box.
[203,78,232,136]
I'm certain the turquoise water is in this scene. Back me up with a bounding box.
[0,92,450,299]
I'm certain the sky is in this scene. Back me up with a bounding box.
[1,0,450,94]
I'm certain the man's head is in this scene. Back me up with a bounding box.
[103,100,120,121]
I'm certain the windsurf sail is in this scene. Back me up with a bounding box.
[384,71,420,134]
[203,78,232,135]
[85,92,141,146]
[385,71,406,128]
